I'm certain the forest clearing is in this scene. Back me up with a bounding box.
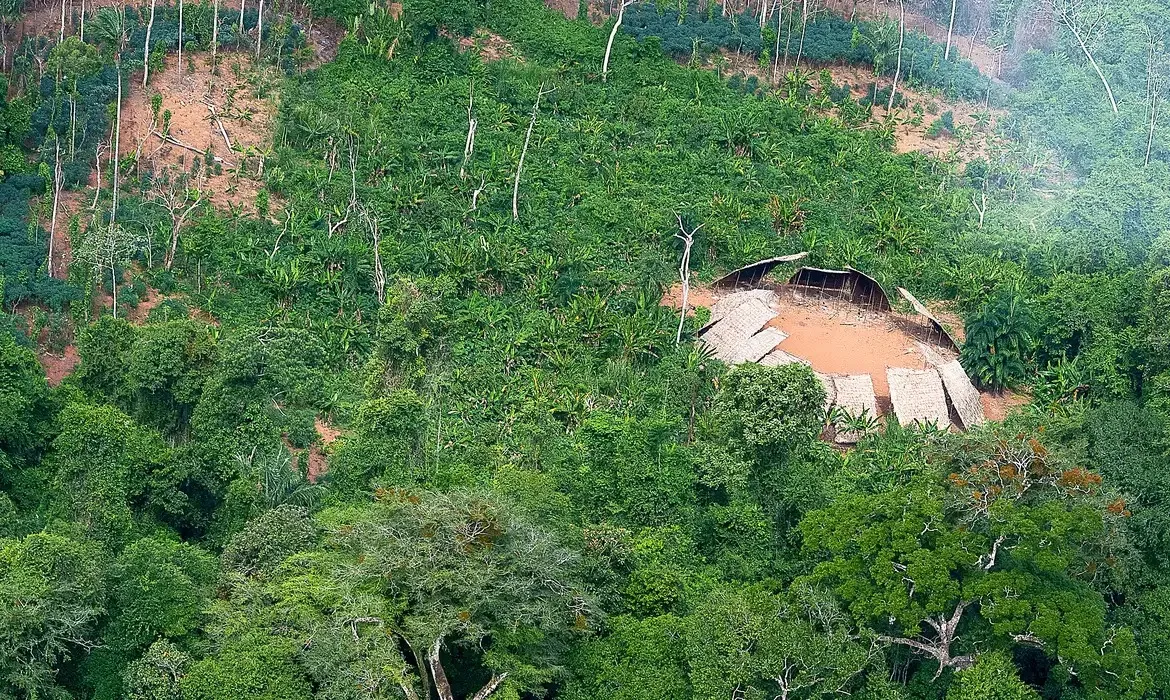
[3,0,1170,697]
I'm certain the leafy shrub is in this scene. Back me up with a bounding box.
[960,289,1035,392]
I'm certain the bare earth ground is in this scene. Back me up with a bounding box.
[307,417,343,482]
[120,50,277,211]
[39,344,81,387]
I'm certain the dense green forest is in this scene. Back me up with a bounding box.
[4,0,1170,697]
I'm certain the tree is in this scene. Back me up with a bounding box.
[337,489,594,699]
[512,82,554,221]
[74,221,147,319]
[143,0,157,88]
[960,288,1034,392]
[799,431,1147,695]
[710,362,825,460]
[92,7,129,223]
[1050,0,1119,113]
[685,583,877,700]
[888,0,905,111]
[47,403,168,548]
[148,167,206,271]
[124,639,191,700]
[103,537,216,653]
[602,0,634,82]
[945,0,958,60]
[0,333,52,462]
[945,652,1040,700]
[0,532,106,698]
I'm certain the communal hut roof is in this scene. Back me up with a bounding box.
[787,266,893,311]
[898,287,960,352]
[708,289,777,327]
[722,328,788,364]
[760,348,810,368]
[712,253,809,288]
[700,297,778,361]
[887,368,951,429]
[831,374,877,444]
[937,359,985,430]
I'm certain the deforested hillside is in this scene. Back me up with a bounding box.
[3,0,1170,698]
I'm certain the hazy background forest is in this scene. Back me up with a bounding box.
[3,0,1170,696]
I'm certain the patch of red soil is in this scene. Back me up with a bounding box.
[456,29,523,62]
[121,50,277,211]
[543,0,579,19]
[125,284,172,324]
[660,283,717,315]
[306,417,344,483]
[767,291,945,398]
[315,417,342,444]
[39,344,80,387]
[980,388,1029,422]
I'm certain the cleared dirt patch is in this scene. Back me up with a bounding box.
[39,344,80,387]
[765,290,946,398]
[457,29,523,63]
[121,50,277,211]
[660,282,718,316]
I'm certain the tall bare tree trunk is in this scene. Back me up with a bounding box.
[239,0,245,40]
[513,83,551,221]
[111,257,118,319]
[59,0,66,40]
[1053,4,1118,114]
[112,58,122,224]
[674,215,700,345]
[460,81,477,179]
[771,0,782,83]
[79,0,85,41]
[1147,91,1159,166]
[212,0,218,65]
[143,0,156,88]
[256,0,263,60]
[602,0,630,82]
[794,0,807,67]
[49,140,61,277]
[887,0,905,111]
[178,0,184,72]
[944,0,956,60]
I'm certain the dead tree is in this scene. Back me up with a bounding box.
[1050,0,1118,113]
[512,82,554,221]
[361,206,386,305]
[112,56,123,223]
[212,0,219,65]
[1144,31,1168,166]
[150,170,206,270]
[239,0,245,37]
[460,80,477,180]
[602,0,634,82]
[771,0,783,84]
[887,0,905,111]
[177,0,184,71]
[878,601,975,680]
[674,215,701,345]
[944,0,956,60]
[143,0,156,87]
[256,0,264,60]
[49,137,62,277]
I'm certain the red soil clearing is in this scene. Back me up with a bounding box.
[39,344,80,387]
[767,293,942,399]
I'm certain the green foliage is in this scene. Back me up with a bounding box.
[960,289,1035,392]
[710,363,825,458]
[103,537,216,653]
[945,652,1039,700]
[0,532,106,699]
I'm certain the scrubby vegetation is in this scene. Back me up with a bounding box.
[4,0,1170,697]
